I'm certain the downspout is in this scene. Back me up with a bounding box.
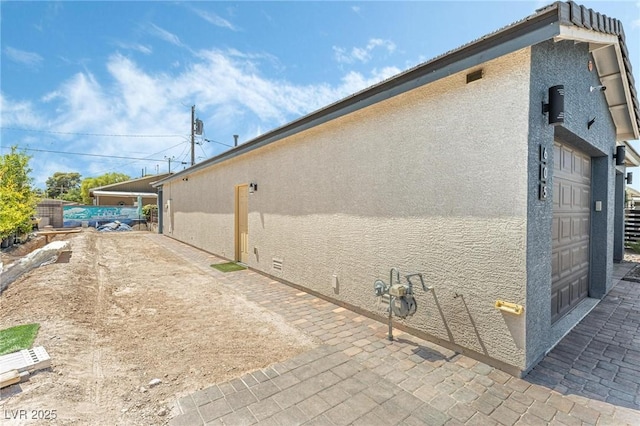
[157,187,163,234]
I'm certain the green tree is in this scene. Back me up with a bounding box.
[60,187,82,203]
[45,172,82,199]
[80,172,130,204]
[0,147,38,239]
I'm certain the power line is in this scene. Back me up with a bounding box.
[204,138,233,148]
[0,145,167,162]
[1,126,183,138]
[91,141,189,175]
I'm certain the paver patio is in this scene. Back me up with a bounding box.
[150,235,640,426]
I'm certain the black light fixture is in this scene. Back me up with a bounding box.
[542,85,565,125]
[614,145,626,166]
[626,172,633,185]
[249,182,258,193]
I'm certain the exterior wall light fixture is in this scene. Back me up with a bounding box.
[626,172,633,184]
[249,182,258,193]
[614,145,626,166]
[542,85,565,125]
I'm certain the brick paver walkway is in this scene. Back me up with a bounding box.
[149,235,640,426]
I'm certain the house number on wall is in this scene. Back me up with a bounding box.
[539,145,548,200]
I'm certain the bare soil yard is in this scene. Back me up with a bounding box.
[0,230,316,425]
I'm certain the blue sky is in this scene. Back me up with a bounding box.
[1,1,639,189]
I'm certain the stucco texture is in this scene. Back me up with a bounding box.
[525,39,617,368]
[163,48,532,370]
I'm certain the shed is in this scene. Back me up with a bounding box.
[153,2,640,375]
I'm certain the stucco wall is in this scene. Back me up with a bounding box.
[526,39,617,368]
[163,48,532,370]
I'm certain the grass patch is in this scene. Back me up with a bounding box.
[211,262,247,273]
[0,323,40,356]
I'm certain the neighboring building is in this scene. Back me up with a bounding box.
[36,198,76,228]
[153,2,640,375]
[89,174,170,207]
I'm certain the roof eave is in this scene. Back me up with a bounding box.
[91,190,158,197]
[622,141,640,167]
[555,26,639,141]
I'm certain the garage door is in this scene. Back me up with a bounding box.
[551,141,591,323]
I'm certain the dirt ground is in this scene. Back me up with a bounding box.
[0,230,316,425]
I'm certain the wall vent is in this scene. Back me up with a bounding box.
[466,69,483,84]
[272,258,283,271]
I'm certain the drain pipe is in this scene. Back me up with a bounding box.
[157,187,163,234]
[388,267,400,341]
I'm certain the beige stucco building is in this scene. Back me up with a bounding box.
[154,2,640,375]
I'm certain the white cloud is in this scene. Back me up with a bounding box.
[113,41,153,55]
[0,93,43,128]
[4,46,44,68]
[4,47,403,187]
[333,38,396,64]
[146,23,183,47]
[193,8,237,31]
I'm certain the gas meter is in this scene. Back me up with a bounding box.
[373,269,432,340]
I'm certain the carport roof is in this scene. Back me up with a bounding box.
[154,1,640,187]
[92,173,171,195]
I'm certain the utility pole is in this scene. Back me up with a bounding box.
[191,105,195,166]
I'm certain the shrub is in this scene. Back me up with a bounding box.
[142,204,158,220]
[628,241,640,254]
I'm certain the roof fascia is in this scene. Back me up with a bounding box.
[92,190,158,197]
[555,26,639,141]
[622,141,640,167]
[93,174,170,191]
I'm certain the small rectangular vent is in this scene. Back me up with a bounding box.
[466,69,483,84]
[272,258,283,271]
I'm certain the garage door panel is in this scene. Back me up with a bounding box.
[582,158,590,179]
[581,189,590,209]
[572,186,581,208]
[562,147,572,171]
[571,218,581,239]
[562,183,572,207]
[552,141,590,324]
[573,155,582,175]
[560,217,571,240]
[580,275,588,296]
[571,247,581,268]
[559,249,571,277]
[570,278,581,303]
[559,286,571,312]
